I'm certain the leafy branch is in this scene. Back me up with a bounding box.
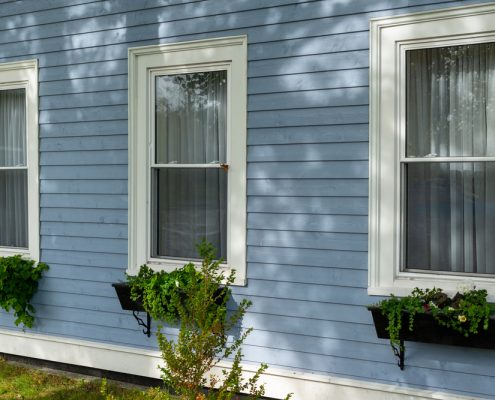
[0,255,49,328]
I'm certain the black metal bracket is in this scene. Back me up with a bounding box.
[391,340,405,370]
[132,310,151,337]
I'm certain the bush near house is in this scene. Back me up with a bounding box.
[128,242,292,400]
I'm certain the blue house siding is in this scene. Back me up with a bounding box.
[0,0,494,398]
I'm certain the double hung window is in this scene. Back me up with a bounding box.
[369,4,495,297]
[0,60,39,260]
[152,70,228,260]
[128,37,247,285]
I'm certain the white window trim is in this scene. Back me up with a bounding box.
[369,3,495,300]
[128,36,247,285]
[0,60,39,261]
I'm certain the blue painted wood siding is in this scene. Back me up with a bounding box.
[0,0,494,398]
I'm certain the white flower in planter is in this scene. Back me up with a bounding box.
[457,281,475,294]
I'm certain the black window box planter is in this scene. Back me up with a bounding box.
[112,282,228,312]
[368,306,495,369]
[112,282,145,312]
[112,282,229,338]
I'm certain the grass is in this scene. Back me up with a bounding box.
[0,358,171,400]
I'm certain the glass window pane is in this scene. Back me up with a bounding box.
[0,170,27,248]
[405,162,495,274]
[152,168,227,260]
[155,71,227,164]
[406,43,495,157]
[0,89,26,167]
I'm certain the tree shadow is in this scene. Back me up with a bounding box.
[1,0,493,398]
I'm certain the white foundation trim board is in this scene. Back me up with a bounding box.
[0,329,479,400]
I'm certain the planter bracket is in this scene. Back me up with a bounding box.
[132,310,151,337]
[112,283,152,337]
[391,340,405,370]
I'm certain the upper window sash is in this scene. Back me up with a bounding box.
[150,65,230,169]
[398,38,495,164]
[369,3,495,299]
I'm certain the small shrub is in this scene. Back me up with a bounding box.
[0,255,49,327]
[156,243,265,400]
[130,242,292,400]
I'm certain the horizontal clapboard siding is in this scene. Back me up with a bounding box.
[247,124,369,145]
[248,179,368,196]
[248,197,368,215]
[41,180,128,194]
[0,1,494,398]
[41,222,127,239]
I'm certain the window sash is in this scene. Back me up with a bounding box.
[0,87,28,249]
[0,169,28,249]
[0,88,27,168]
[154,70,227,166]
[150,167,227,260]
[401,161,495,275]
[401,40,495,275]
[0,60,39,260]
[150,67,229,262]
[149,66,230,165]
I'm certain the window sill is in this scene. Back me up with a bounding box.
[0,247,31,259]
[368,271,495,302]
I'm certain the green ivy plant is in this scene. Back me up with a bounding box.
[375,287,493,348]
[0,255,49,328]
[127,263,202,324]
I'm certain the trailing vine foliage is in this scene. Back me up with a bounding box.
[0,255,49,328]
[128,242,292,400]
[377,292,423,348]
[377,287,492,348]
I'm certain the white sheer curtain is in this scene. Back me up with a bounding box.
[406,43,495,274]
[0,89,27,248]
[153,71,227,260]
